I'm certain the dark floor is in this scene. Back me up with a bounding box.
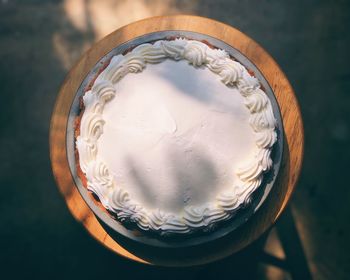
[1,0,349,279]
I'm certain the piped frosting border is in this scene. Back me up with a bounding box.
[76,38,277,235]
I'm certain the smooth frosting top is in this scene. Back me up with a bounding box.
[76,38,277,234]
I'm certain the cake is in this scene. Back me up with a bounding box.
[75,38,277,235]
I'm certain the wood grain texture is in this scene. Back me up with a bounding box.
[50,15,304,267]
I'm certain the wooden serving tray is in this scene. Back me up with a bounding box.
[50,15,304,266]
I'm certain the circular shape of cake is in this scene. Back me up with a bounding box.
[76,38,277,235]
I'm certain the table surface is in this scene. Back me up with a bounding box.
[50,15,304,267]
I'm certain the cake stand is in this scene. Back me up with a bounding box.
[50,15,304,266]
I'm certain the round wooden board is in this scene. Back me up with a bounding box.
[50,15,304,267]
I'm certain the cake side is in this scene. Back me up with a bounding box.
[75,38,277,235]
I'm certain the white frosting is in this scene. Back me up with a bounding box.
[76,38,277,234]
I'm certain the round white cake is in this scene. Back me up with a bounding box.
[76,38,277,235]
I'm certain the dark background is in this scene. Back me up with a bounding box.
[1,0,349,279]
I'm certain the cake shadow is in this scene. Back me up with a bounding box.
[155,58,242,115]
[123,146,220,214]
